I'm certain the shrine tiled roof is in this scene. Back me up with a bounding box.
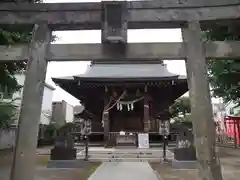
[53,61,186,81]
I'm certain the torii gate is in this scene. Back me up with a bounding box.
[1,1,240,180]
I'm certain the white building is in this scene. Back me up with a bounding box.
[225,101,240,116]
[1,72,55,125]
[52,100,74,126]
[213,100,240,133]
[0,73,55,149]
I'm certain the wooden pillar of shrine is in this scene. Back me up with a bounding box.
[143,95,150,132]
[103,93,110,147]
[103,110,110,145]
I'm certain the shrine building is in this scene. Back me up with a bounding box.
[53,60,188,147]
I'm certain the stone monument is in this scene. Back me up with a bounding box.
[174,128,196,161]
[50,133,77,160]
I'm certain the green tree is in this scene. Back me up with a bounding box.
[0,1,51,129]
[0,0,42,93]
[0,29,33,129]
[204,26,240,104]
[0,29,32,93]
[0,101,18,129]
[169,96,191,118]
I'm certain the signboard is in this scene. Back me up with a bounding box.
[116,134,136,145]
[138,133,149,149]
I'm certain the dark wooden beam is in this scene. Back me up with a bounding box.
[0,1,240,30]
[1,41,240,62]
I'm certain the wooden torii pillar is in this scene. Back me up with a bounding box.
[182,21,222,180]
[10,24,52,180]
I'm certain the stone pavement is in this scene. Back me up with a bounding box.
[88,162,159,180]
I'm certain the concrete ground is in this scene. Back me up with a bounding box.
[88,162,159,180]
[151,147,240,180]
[0,148,99,180]
[218,147,240,180]
[0,167,97,180]
[1,146,239,180]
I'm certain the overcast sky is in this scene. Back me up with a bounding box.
[44,0,187,106]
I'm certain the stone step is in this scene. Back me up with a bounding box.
[77,155,174,159]
[76,148,175,162]
[77,151,173,157]
[77,153,174,159]
[78,149,173,154]
[79,152,165,155]
[77,157,174,162]
[75,144,176,148]
[78,153,174,157]
[75,143,176,147]
[78,155,174,159]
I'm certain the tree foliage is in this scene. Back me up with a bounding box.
[204,26,240,104]
[0,29,33,128]
[169,96,191,118]
[0,1,42,129]
[0,29,31,93]
[0,101,18,129]
[0,0,42,93]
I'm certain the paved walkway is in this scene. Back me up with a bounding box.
[88,162,159,180]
